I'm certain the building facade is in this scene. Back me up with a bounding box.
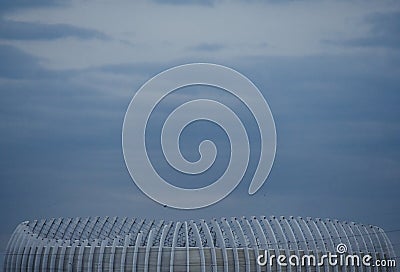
[4,216,396,271]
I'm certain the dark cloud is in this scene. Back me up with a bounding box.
[0,44,77,80]
[189,43,225,52]
[97,62,167,76]
[151,0,215,6]
[324,12,400,49]
[0,19,109,41]
[151,0,294,5]
[0,0,66,13]
[0,44,50,79]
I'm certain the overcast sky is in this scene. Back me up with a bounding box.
[1,0,400,266]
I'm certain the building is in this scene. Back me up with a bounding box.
[4,216,396,271]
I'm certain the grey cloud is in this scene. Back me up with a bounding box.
[151,0,292,6]
[0,19,109,41]
[151,0,215,6]
[324,12,400,49]
[0,0,66,13]
[0,44,78,79]
[0,44,49,79]
[97,62,167,76]
[189,43,225,52]
[367,12,400,38]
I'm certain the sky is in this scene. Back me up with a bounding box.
[1,0,400,267]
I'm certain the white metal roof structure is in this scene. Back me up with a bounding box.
[4,216,396,271]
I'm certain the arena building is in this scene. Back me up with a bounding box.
[4,216,396,271]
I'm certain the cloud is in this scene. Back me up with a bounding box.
[324,12,400,49]
[97,62,165,76]
[151,0,215,6]
[7,1,397,70]
[0,44,50,79]
[189,43,226,52]
[0,0,65,13]
[0,19,109,41]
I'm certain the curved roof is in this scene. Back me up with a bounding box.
[4,215,396,272]
[6,215,395,253]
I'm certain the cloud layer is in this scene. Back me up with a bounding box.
[0,19,108,40]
